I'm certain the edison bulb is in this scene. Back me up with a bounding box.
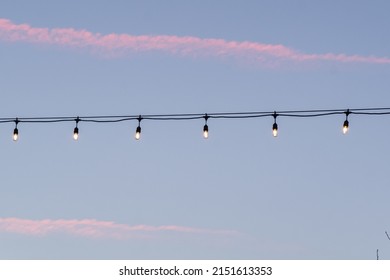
[135,126,141,140]
[342,120,349,134]
[272,123,278,137]
[73,127,79,140]
[203,124,209,139]
[13,128,19,141]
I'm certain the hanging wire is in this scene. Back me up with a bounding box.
[4,107,390,124]
[2,107,390,140]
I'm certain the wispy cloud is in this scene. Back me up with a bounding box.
[0,217,237,239]
[0,18,389,65]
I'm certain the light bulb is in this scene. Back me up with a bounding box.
[203,124,209,139]
[13,128,19,141]
[272,123,278,137]
[135,126,141,140]
[342,120,349,134]
[73,127,79,140]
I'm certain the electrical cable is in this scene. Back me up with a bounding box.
[2,107,390,140]
[4,107,390,123]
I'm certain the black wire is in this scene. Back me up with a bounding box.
[80,117,138,123]
[143,116,204,121]
[278,112,344,118]
[210,113,273,119]
[2,107,390,124]
[350,112,390,116]
[19,119,74,123]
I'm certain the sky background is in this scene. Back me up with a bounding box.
[0,0,390,259]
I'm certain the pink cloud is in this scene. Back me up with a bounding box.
[0,217,237,239]
[0,18,389,65]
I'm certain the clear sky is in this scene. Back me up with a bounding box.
[0,0,389,259]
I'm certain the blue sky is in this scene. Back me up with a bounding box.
[0,0,389,259]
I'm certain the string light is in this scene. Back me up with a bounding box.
[272,112,278,137]
[1,107,390,143]
[73,117,80,140]
[13,118,19,141]
[135,116,142,140]
[343,109,350,134]
[203,114,209,139]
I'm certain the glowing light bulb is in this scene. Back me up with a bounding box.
[73,127,79,140]
[203,124,209,139]
[342,120,349,134]
[13,128,18,141]
[135,126,141,140]
[272,122,278,137]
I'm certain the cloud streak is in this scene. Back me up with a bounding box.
[0,217,237,239]
[0,18,389,65]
